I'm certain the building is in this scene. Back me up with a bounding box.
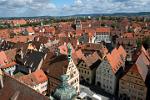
[16,50,46,73]
[23,27,35,35]
[116,33,137,61]
[18,70,48,95]
[0,73,49,100]
[0,51,9,67]
[77,43,108,60]
[41,43,80,94]
[119,52,149,100]
[75,19,82,30]
[1,62,16,76]
[0,50,17,76]
[12,19,27,26]
[94,27,111,43]
[95,45,127,94]
[77,51,101,84]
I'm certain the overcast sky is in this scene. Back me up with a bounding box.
[0,0,150,17]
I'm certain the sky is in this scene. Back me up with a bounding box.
[0,0,150,17]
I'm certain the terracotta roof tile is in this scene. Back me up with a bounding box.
[0,51,9,66]
[106,45,127,73]
[41,54,69,80]
[4,48,17,62]
[26,27,34,33]
[18,70,48,86]
[96,27,111,33]
[123,32,134,38]
[12,19,27,25]
[134,52,149,81]
[0,74,49,100]
[1,61,16,69]
[83,52,100,67]
[58,43,75,55]
[6,35,35,43]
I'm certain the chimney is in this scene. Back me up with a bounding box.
[0,69,4,89]
[20,50,23,59]
[29,69,32,74]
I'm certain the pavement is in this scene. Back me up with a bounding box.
[80,85,110,100]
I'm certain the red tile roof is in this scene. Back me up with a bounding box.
[58,43,75,55]
[18,70,48,86]
[4,48,17,62]
[0,51,9,66]
[13,28,22,34]
[76,29,83,36]
[12,19,27,25]
[0,74,49,100]
[0,29,10,39]
[6,35,35,43]
[106,45,127,73]
[83,52,100,67]
[84,28,96,37]
[26,27,34,33]
[96,27,111,33]
[1,62,16,69]
[134,52,149,81]
[123,32,134,38]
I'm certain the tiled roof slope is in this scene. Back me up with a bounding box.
[0,74,49,100]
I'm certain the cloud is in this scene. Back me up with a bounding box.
[0,0,57,17]
[0,0,150,17]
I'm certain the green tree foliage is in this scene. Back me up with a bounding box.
[143,36,150,49]
[136,39,142,48]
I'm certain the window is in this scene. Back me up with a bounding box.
[103,84,105,88]
[97,82,101,86]
[87,71,89,74]
[107,70,109,73]
[81,63,84,66]
[70,73,74,78]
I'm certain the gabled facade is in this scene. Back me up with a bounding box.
[77,51,101,84]
[95,45,127,95]
[18,70,48,95]
[0,73,49,100]
[1,62,16,76]
[119,52,149,100]
[96,59,117,94]
[94,27,111,43]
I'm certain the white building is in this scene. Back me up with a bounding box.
[94,27,111,43]
[18,69,48,95]
[1,62,16,76]
[95,46,127,95]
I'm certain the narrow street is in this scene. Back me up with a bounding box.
[80,85,111,100]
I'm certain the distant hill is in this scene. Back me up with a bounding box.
[1,12,150,19]
[71,12,150,17]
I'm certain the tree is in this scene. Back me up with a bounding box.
[143,36,150,49]
[136,39,142,48]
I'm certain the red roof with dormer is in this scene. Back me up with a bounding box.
[106,45,127,73]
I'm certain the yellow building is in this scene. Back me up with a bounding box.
[119,52,149,100]
[77,51,101,84]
